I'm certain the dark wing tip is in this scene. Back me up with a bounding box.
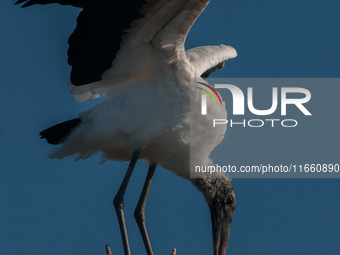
[40,118,81,145]
[15,0,35,8]
[15,1,79,8]
[15,0,149,85]
[201,62,225,79]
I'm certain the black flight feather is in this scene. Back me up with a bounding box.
[40,118,81,145]
[15,0,147,85]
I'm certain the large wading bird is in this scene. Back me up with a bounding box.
[15,0,237,254]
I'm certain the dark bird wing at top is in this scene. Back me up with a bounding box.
[16,0,147,85]
[16,0,237,101]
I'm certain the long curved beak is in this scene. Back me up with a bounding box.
[210,206,234,255]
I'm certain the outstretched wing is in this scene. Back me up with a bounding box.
[186,45,237,78]
[16,0,147,86]
[16,0,236,102]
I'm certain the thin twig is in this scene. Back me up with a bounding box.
[106,244,112,255]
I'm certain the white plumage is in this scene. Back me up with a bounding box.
[53,74,231,180]
[16,0,237,254]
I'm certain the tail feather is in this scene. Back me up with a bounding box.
[40,118,81,145]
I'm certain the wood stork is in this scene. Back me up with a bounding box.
[16,0,237,254]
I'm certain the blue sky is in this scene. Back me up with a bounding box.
[1,1,340,254]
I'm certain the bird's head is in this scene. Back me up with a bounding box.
[193,176,236,255]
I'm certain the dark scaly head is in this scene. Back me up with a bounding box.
[193,176,236,255]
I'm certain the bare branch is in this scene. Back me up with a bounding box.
[106,245,112,255]
[171,247,176,255]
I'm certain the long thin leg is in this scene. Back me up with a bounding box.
[134,163,157,255]
[113,150,141,255]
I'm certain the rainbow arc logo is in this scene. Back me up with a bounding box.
[196,82,222,106]
[196,82,222,115]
